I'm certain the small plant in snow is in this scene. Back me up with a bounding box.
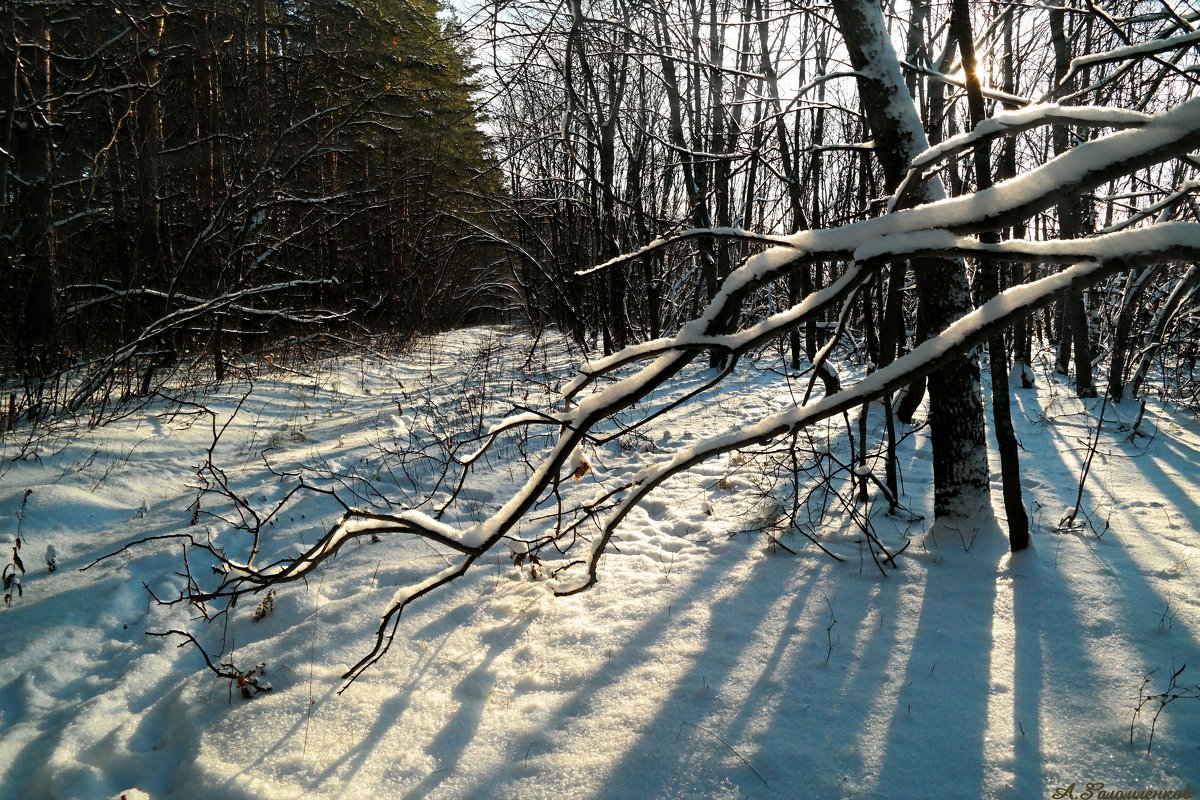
[823,595,839,666]
[2,538,24,607]
[510,550,544,580]
[262,430,288,450]
[615,430,654,453]
[325,378,346,417]
[251,589,277,621]
[234,662,272,699]
[3,489,32,607]
[148,629,273,701]
[1158,597,1177,633]
[1131,662,1200,752]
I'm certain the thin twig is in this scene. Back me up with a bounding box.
[676,721,768,787]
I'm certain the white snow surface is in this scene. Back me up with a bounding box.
[1,326,1198,799]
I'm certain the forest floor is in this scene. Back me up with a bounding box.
[1,326,1198,799]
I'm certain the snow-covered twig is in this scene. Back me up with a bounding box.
[157,98,1200,683]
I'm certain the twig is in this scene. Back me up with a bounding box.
[146,628,272,699]
[302,569,326,757]
[1131,662,1200,752]
[1059,393,1109,531]
[824,595,838,666]
[676,721,768,787]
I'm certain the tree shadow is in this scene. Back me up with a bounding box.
[1007,384,1200,784]
[870,517,1004,798]
[79,375,1200,799]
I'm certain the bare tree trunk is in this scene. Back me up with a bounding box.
[951,0,1028,550]
[567,0,632,352]
[1129,266,1200,399]
[998,6,1034,387]
[832,0,990,519]
[627,77,662,341]
[654,8,716,317]
[1107,264,1163,401]
[1050,0,1097,397]
[756,1,837,391]
[0,0,17,350]
[704,0,748,366]
[135,7,166,304]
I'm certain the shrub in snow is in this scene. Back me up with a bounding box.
[3,489,32,607]
[2,539,23,607]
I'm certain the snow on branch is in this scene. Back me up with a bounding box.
[889,105,1154,213]
[1065,29,1200,80]
[557,223,1200,594]
[576,227,797,276]
[173,97,1200,685]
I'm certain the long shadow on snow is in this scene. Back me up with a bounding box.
[1,592,183,797]
[194,565,550,797]
[325,591,538,792]
[399,526,814,799]
[1009,387,1200,786]
[588,549,838,798]
[870,518,1002,800]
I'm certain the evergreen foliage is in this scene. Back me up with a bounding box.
[0,0,501,416]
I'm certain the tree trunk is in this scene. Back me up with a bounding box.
[1129,266,1200,399]
[832,0,989,519]
[0,0,18,353]
[951,0,1028,550]
[1107,265,1162,401]
[1050,0,1097,397]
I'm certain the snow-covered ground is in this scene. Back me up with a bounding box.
[1,327,1197,799]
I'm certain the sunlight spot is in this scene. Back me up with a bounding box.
[985,555,1017,789]
[851,571,927,795]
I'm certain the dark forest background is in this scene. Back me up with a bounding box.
[1,0,503,418]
